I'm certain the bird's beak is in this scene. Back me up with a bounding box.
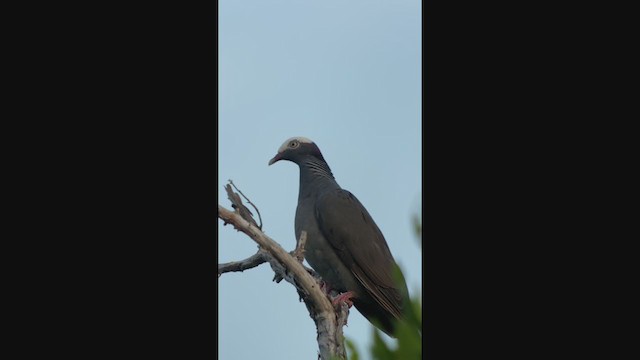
[268,153,281,166]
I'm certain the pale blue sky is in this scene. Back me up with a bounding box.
[218,1,421,358]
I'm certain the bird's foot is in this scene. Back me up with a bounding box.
[331,291,355,308]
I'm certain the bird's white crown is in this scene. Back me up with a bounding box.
[277,136,314,153]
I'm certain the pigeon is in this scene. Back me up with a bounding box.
[268,136,410,337]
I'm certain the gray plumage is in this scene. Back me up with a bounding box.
[269,136,409,337]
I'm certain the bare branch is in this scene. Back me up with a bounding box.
[218,251,267,277]
[335,302,350,357]
[218,204,347,360]
[274,231,308,283]
[228,179,263,229]
[293,230,307,263]
[224,183,260,229]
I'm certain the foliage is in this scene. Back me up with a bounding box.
[412,213,422,241]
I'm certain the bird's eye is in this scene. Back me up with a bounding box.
[289,140,299,148]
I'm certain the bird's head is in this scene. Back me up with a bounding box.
[268,136,326,166]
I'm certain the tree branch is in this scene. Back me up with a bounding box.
[224,183,260,229]
[292,230,307,263]
[273,231,309,283]
[218,204,348,360]
[228,179,263,229]
[218,250,267,277]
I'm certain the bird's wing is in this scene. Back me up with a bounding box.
[315,189,404,319]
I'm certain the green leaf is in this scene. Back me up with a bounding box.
[345,338,360,360]
[371,329,394,360]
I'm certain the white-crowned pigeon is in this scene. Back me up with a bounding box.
[269,136,409,337]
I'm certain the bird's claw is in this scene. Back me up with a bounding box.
[331,291,355,308]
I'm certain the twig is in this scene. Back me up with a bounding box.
[292,231,307,263]
[218,251,267,278]
[218,204,347,360]
[228,179,263,229]
[224,183,259,229]
[274,231,308,283]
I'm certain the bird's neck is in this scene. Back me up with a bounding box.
[298,156,340,198]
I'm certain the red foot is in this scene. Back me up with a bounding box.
[332,291,355,308]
